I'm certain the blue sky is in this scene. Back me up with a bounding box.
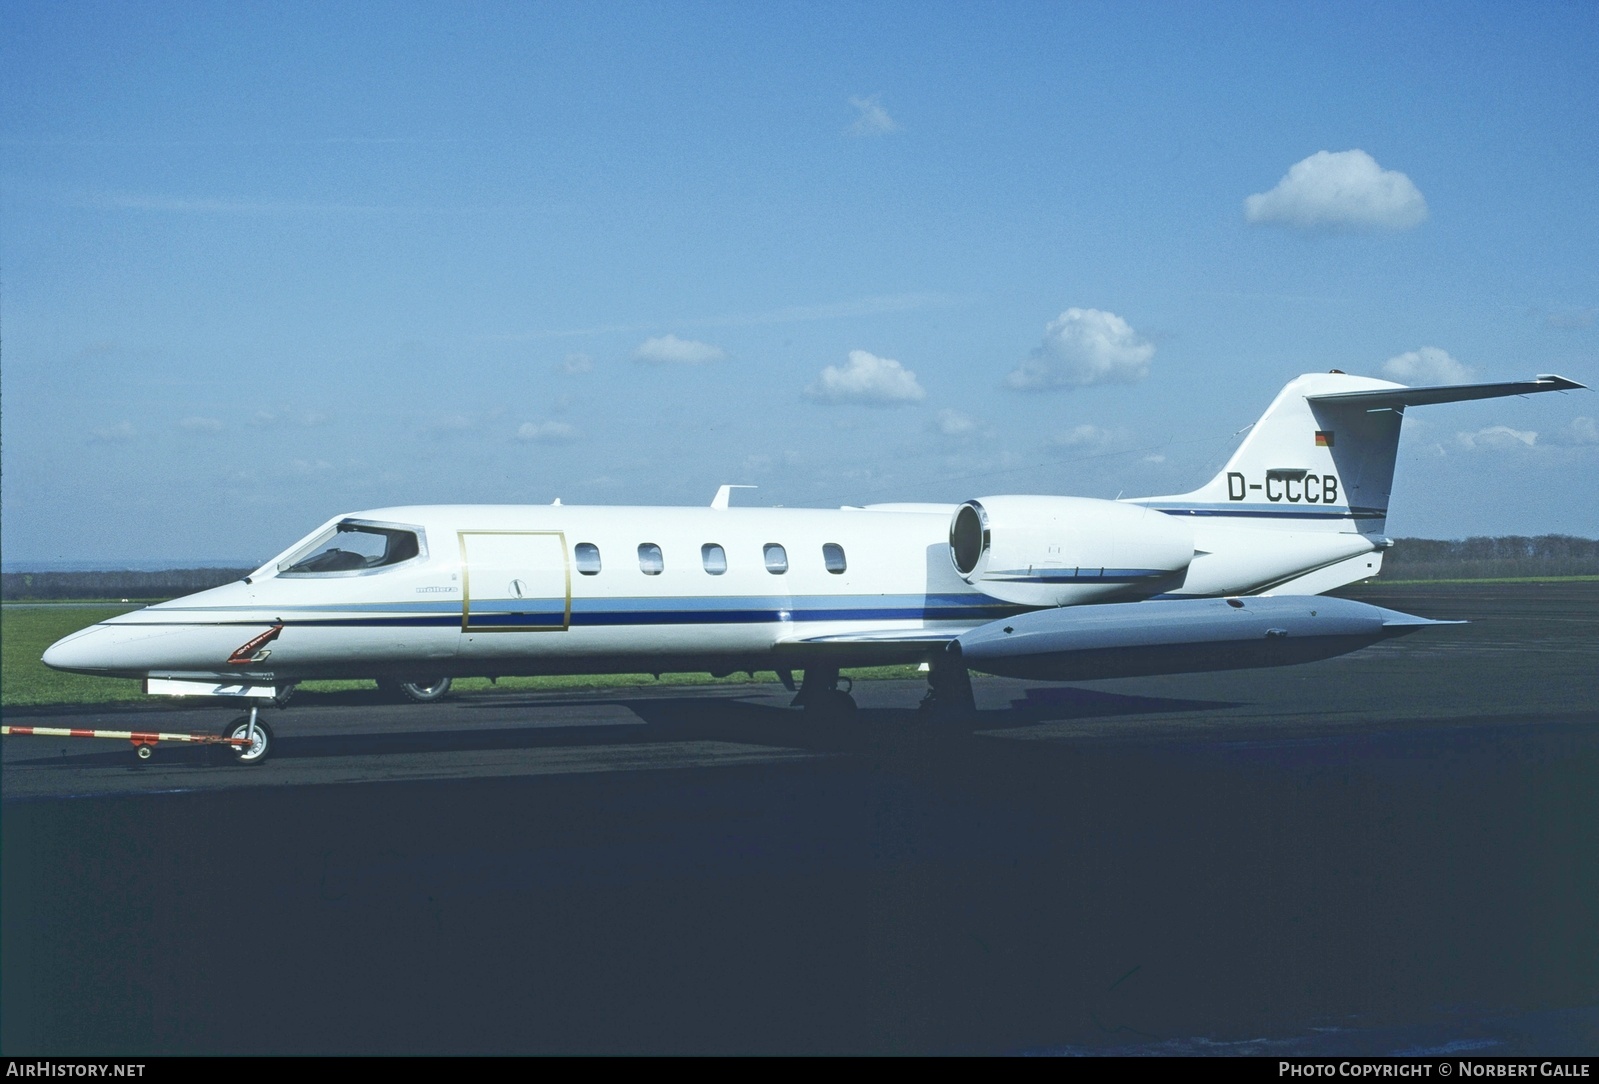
[3,0,1596,567]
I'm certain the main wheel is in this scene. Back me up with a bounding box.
[377,677,453,703]
[804,688,857,715]
[224,716,274,765]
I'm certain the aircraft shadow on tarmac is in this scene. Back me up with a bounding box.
[287,684,1238,761]
[4,686,1241,770]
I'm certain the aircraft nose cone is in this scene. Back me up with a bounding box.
[41,624,122,674]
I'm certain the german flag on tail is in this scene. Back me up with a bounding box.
[1315,431,1334,447]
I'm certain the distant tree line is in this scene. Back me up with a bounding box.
[3,537,1596,600]
[1381,535,1599,580]
[2,568,253,601]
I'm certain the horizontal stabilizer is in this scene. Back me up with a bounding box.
[1306,374,1585,410]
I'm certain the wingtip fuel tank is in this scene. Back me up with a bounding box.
[953,595,1448,681]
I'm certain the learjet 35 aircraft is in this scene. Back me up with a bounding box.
[41,370,1585,762]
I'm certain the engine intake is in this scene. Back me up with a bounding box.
[949,495,1194,606]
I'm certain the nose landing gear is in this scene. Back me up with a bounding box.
[223,705,275,765]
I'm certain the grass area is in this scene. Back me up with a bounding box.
[2,598,171,606]
[0,603,921,709]
[2,604,149,707]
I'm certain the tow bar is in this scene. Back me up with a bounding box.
[3,704,274,765]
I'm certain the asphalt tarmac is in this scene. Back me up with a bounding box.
[3,582,1596,1054]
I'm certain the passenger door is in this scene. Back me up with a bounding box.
[459,531,570,632]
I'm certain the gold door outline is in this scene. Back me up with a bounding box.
[459,530,571,632]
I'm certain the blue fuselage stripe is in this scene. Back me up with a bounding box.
[131,595,1027,629]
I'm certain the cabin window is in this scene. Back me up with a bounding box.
[701,543,727,575]
[822,543,847,574]
[278,520,425,576]
[638,543,664,575]
[575,543,601,575]
[763,543,788,574]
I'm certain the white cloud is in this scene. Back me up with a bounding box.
[1244,149,1428,232]
[1550,417,1599,446]
[1049,424,1114,451]
[90,421,137,443]
[633,334,726,365]
[1382,346,1474,385]
[932,408,977,438]
[516,421,579,443]
[1457,425,1537,450]
[1142,454,1167,464]
[179,416,224,433]
[560,352,593,374]
[847,95,898,136]
[806,349,926,405]
[1005,308,1154,391]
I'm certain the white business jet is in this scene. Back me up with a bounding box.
[41,371,1584,763]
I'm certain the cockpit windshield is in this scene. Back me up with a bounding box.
[277,520,424,576]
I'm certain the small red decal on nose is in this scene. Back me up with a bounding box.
[227,622,284,665]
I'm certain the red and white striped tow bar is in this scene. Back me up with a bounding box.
[2,704,273,764]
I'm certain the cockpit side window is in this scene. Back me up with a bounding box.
[278,521,427,576]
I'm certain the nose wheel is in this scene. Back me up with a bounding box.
[223,707,274,765]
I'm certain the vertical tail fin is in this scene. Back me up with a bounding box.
[1139,372,1404,535]
[1136,371,1584,537]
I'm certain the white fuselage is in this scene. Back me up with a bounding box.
[41,497,1383,687]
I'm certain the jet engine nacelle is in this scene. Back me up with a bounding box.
[949,495,1194,606]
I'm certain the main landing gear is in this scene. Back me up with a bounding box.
[788,649,977,718]
[376,677,453,703]
[919,647,977,718]
[791,666,857,715]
